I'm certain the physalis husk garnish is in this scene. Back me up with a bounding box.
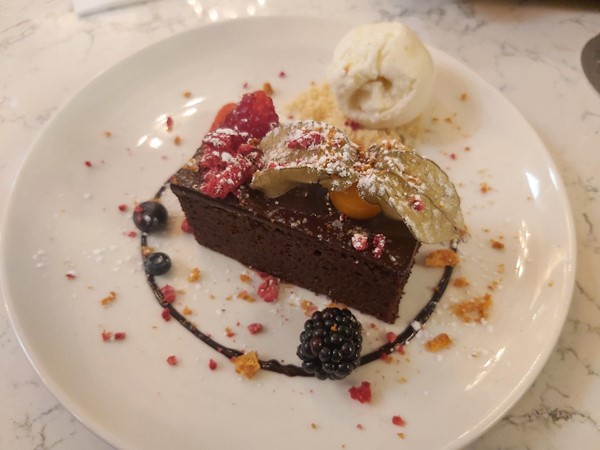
[250,121,358,197]
[251,121,467,244]
[357,142,467,244]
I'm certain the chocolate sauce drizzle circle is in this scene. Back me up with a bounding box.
[142,183,456,377]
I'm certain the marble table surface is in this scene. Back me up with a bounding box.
[1,0,599,448]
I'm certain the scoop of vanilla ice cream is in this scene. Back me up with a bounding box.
[327,22,434,129]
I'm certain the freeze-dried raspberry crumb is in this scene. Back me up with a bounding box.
[165,116,174,131]
[114,332,126,341]
[84,161,92,167]
[351,233,368,251]
[225,327,236,338]
[127,230,137,238]
[247,323,263,334]
[257,276,279,302]
[278,71,286,78]
[356,424,364,430]
[386,331,397,343]
[166,355,177,366]
[392,416,406,427]
[161,308,172,321]
[344,119,362,130]
[65,272,76,280]
[209,359,217,370]
[181,219,192,233]
[372,234,386,259]
[101,331,113,341]
[349,381,372,404]
[287,131,324,149]
[118,204,128,212]
[160,284,176,304]
[411,197,425,212]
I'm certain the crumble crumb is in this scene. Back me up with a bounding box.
[453,276,469,288]
[480,182,492,193]
[237,290,256,303]
[451,293,493,323]
[262,82,274,95]
[286,82,421,147]
[104,130,112,138]
[240,273,252,283]
[188,267,201,282]
[300,299,318,317]
[233,351,261,379]
[425,249,459,268]
[424,333,453,352]
[100,291,117,306]
[490,239,505,250]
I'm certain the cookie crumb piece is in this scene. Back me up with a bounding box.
[453,276,469,288]
[101,291,117,306]
[300,299,318,317]
[240,273,252,283]
[237,290,256,303]
[262,82,274,95]
[424,333,453,352]
[233,351,261,379]
[310,423,317,429]
[425,249,459,268]
[490,239,505,250]
[188,268,201,282]
[451,293,493,323]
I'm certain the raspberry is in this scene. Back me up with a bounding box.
[297,307,362,380]
[220,90,279,139]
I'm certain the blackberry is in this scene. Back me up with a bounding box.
[297,307,362,380]
[133,200,168,233]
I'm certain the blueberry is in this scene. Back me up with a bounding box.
[144,252,172,276]
[133,201,168,233]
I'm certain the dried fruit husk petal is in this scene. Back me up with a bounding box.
[251,121,358,197]
[357,143,467,244]
[250,121,467,244]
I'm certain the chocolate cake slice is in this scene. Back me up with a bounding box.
[169,92,466,324]
[171,171,420,324]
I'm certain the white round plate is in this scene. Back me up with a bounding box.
[1,16,575,450]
